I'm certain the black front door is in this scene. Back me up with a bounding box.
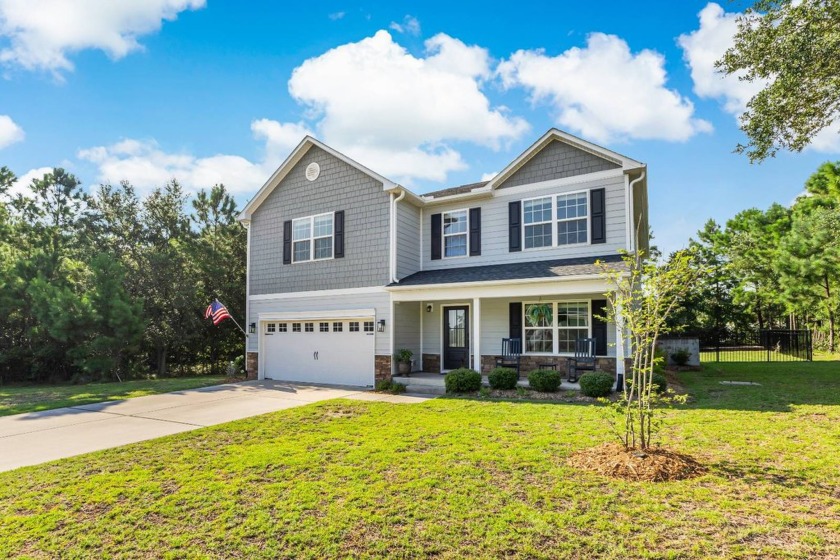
[443,306,470,370]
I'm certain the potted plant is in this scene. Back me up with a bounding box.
[395,348,414,375]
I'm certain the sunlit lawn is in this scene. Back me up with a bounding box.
[0,376,227,416]
[1,362,839,558]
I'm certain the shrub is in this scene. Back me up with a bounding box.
[488,367,519,390]
[652,373,668,394]
[395,348,414,363]
[653,347,668,372]
[670,348,691,367]
[579,371,614,397]
[375,379,407,394]
[527,369,561,393]
[444,368,482,394]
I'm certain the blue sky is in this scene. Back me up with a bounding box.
[1,0,837,254]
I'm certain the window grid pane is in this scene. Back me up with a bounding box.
[292,323,301,332]
[558,219,587,245]
[293,240,310,262]
[314,237,333,259]
[363,321,374,332]
[319,322,329,332]
[557,328,589,353]
[525,328,553,353]
[313,214,333,237]
[444,235,467,257]
[524,223,552,249]
[304,322,314,332]
[443,210,467,234]
[278,323,287,332]
[333,322,343,332]
[266,323,276,333]
[523,197,552,225]
[292,218,311,241]
[349,321,359,332]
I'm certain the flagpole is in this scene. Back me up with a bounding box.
[227,315,247,336]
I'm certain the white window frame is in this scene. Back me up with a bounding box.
[521,190,592,251]
[292,212,335,263]
[442,208,469,259]
[522,300,592,355]
[521,196,554,251]
[555,191,590,247]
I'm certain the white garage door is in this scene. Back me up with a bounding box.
[262,318,375,386]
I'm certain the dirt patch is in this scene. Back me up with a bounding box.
[568,443,706,482]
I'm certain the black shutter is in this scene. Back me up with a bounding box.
[282,220,292,264]
[509,302,522,341]
[469,207,481,256]
[508,201,521,252]
[590,188,606,244]
[431,213,442,260]
[334,210,345,258]
[591,299,608,356]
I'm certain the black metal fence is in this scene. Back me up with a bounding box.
[697,329,812,362]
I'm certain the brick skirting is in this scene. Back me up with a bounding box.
[246,352,258,380]
[375,355,392,381]
[422,353,440,373]
[480,355,621,376]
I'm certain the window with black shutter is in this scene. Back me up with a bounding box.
[590,188,606,244]
[282,220,292,264]
[469,207,481,256]
[430,213,442,260]
[334,210,345,258]
[508,201,521,252]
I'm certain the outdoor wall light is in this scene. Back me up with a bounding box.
[377,319,386,332]
[249,323,256,334]
[425,304,433,313]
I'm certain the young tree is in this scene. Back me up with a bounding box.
[599,249,703,450]
[718,0,840,161]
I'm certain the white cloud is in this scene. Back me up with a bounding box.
[8,166,51,197]
[498,33,712,143]
[328,11,345,21]
[0,0,205,74]
[77,119,307,195]
[284,30,528,183]
[0,114,23,148]
[678,3,764,115]
[389,15,421,37]
[679,2,840,154]
[480,171,498,181]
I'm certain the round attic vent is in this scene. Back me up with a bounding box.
[305,162,320,181]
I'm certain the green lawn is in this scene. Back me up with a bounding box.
[1,363,839,558]
[0,375,227,416]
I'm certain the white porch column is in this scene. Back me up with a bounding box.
[473,297,481,372]
[615,301,626,390]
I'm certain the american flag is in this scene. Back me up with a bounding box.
[205,299,232,326]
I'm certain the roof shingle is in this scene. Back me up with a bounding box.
[389,254,626,287]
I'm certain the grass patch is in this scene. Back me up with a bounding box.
[1,362,839,558]
[0,376,227,416]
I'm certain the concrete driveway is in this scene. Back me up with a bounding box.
[0,380,430,472]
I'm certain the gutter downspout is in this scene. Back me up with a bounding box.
[390,189,406,283]
[243,220,253,379]
[628,171,645,253]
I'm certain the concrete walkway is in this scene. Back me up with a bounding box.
[0,380,431,472]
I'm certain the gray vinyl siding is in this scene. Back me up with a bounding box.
[249,145,390,295]
[497,140,620,189]
[247,290,391,355]
[393,301,421,371]
[422,173,626,271]
[396,201,421,280]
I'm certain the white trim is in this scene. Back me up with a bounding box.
[239,136,397,222]
[615,301,626,378]
[258,308,376,321]
[473,297,481,372]
[520,190,591,252]
[390,277,615,302]
[442,207,470,259]
[250,286,386,301]
[421,188,493,205]
[440,302,471,373]
[490,168,624,198]
[389,298,396,376]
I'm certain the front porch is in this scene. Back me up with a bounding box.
[393,372,582,395]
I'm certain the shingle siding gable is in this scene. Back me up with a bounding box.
[249,145,390,294]
[497,139,620,189]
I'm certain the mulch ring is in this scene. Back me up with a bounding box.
[568,443,706,482]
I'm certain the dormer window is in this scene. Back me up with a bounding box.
[443,209,468,258]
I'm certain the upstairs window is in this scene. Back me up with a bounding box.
[523,197,553,249]
[443,209,468,257]
[292,212,333,262]
[557,193,588,245]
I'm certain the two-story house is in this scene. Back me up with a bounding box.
[238,128,647,387]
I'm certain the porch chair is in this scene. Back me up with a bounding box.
[567,337,597,383]
[495,338,522,377]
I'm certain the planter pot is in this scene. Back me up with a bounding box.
[397,361,411,375]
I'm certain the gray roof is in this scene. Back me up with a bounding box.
[389,254,626,287]
[423,180,490,199]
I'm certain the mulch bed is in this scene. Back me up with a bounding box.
[568,442,706,482]
[482,389,602,402]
